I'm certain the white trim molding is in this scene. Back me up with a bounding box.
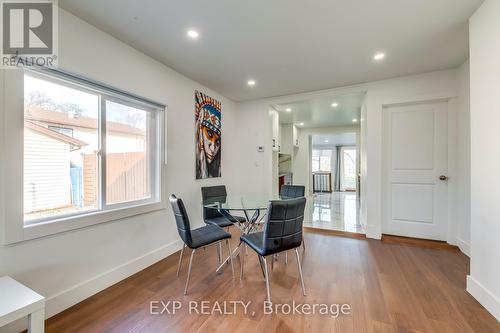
[466,275,500,321]
[457,238,471,257]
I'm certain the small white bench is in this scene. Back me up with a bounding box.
[0,276,45,333]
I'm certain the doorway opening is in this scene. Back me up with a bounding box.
[311,133,358,194]
[269,90,366,235]
[308,133,362,233]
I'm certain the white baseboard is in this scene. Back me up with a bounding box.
[0,239,183,333]
[365,225,382,240]
[467,275,500,321]
[457,238,470,257]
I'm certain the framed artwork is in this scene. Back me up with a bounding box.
[195,90,221,179]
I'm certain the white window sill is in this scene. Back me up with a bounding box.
[5,200,167,244]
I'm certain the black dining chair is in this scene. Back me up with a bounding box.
[280,185,306,255]
[201,185,246,263]
[170,195,234,295]
[239,197,307,303]
[280,185,305,199]
[201,186,246,226]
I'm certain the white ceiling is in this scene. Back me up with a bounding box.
[274,92,364,128]
[60,0,483,102]
[312,133,357,147]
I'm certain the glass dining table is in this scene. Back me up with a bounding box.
[202,195,281,273]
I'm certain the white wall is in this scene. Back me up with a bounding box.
[456,60,471,256]
[468,0,500,321]
[232,102,273,198]
[0,9,238,332]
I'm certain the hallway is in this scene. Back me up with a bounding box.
[303,192,364,233]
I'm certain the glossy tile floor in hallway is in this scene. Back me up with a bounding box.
[303,192,364,233]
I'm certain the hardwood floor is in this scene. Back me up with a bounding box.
[42,231,499,333]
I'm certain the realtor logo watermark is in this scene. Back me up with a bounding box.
[150,300,352,318]
[1,0,58,67]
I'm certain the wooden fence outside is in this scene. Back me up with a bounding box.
[83,152,150,205]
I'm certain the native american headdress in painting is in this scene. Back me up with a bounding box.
[195,91,222,179]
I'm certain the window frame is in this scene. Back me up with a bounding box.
[1,69,167,244]
[100,94,160,211]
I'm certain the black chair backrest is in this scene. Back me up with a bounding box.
[262,197,306,253]
[201,185,228,220]
[280,185,305,199]
[169,195,192,246]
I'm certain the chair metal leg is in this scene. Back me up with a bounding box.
[176,244,186,277]
[262,256,272,303]
[285,251,288,265]
[226,227,231,266]
[295,248,306,296]
[240,243,245,280]
[217,242,222,264]
[257,255,265,277]
[184,249,196,295]
[226,239,235,279]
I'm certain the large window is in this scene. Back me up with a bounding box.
[23,72,162,225]
[312,149,332,172]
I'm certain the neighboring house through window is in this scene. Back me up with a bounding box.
[48,125,74,137]
[23,71,163,225]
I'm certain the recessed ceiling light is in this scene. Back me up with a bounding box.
[331,102,339,108]
[299,122,304,126]
[352,118,358,123]
[373,52,385,61]
[285,108,292,112]
[324,140,329,143]
[187,30,199,39]
[247,80,256,87]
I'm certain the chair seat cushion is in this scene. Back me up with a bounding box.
[241,231,301,257]
[205,215,246,227]
[205,216,234,228]
[231,215,246,223]
[190,225,231,249]
[241,232,266,255]
[220,210,246,223]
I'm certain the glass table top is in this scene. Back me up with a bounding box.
[202,195,283,211]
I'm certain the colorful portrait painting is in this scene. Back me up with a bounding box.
[195,91,221,179]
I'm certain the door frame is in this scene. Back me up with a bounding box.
[381,98,457,244]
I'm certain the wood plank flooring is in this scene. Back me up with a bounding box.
[41,231,499,333]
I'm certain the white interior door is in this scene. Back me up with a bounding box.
[383,102,448,240]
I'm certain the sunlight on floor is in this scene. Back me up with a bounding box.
[303,192,364,233]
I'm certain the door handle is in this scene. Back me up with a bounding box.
[439,175,448,181]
